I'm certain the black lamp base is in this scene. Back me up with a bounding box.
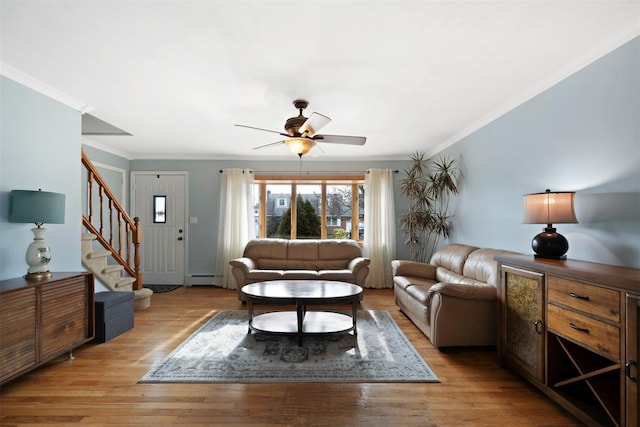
[531,227,569,259]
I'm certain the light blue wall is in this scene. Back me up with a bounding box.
[1,76,84,280]
[437,36,640,267]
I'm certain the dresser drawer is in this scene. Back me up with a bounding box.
[547,303,620,360]
[547,276,620,322]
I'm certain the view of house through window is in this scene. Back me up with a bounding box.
[254,177,364,241]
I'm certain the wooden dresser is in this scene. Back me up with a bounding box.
[0,272,95,385]
[495,255,640,427]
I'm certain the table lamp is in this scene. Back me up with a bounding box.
[9,189,66,280]
[522,189,578,259]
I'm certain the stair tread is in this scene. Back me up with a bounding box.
[103,264,125,274]
[87,250,112,258]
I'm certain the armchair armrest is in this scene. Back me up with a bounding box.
[391,259,437,279]
[429,282,497,301]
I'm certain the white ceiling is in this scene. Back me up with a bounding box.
[1,1,639,161]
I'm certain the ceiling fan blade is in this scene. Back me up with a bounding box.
[235,124,289,137]
[299,112,331,137]
[253,140,285,150]
[313,134,366,145]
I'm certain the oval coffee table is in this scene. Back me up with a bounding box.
[241,280,363,346]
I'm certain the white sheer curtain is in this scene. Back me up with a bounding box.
[214,168,255,289]
[363,168,396,288]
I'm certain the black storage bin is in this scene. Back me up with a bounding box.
[94,291,134,343]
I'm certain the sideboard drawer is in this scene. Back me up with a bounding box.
[547,276,620,322]
[547,303,620,360]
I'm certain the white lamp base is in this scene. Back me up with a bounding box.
[25,227,53,281]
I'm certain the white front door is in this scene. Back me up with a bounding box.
[132,172,187,285]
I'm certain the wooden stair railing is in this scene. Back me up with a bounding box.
[81,149,142,290]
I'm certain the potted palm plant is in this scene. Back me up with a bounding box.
[399,152,461,262]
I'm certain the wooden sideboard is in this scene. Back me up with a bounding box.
[495,255,640,427]
[0,272,95,385]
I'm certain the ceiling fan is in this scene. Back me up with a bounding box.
[235,99,366,157]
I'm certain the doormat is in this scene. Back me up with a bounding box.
[144,284,182,293]
[139,310,438,383]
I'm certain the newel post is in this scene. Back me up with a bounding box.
[133,216,143,290]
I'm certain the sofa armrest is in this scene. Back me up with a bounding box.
[391,259,437,279]
[229,257,256,275]
[348,256,370,272]
[430,282,497,301]
[348,257,370,286]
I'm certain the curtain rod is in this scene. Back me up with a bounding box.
[219,170,399,174]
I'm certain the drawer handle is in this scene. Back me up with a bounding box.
[569,322,589,333]
[626,360,637,382]
[569,292,589,301]
[533,320,543,335]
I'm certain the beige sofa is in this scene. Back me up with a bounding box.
[392,243,516,349]
[230,238,370,301]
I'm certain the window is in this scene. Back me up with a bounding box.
[255,176,364,241]
[153,195,166,223]
[326,217,340,226]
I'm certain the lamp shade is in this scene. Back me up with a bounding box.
[522,190,577,225]
[9,190,66,224]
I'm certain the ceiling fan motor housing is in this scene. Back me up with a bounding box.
[285,99,309,136]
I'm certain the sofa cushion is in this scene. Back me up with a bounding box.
[257,258,289,269]
[319,240,362,258]
[273,259,319,270]
[317,259,350,270]
[244,238,288,260]
[403,284,436,305]
[282,270,320,280]
[435,268,476,285]
[318,269,355,282]
[246,270,284,282]
[287,239,319,260]
[430,243,478,274]
[430,282,497,301]
[393,275,437,292]
[463,248,511,286]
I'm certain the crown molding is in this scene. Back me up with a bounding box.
[82,137,134,160]
[0,62,93,113]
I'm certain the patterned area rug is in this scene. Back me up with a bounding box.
[139,310,438,383]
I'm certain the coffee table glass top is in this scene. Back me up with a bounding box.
[242,280,362,301]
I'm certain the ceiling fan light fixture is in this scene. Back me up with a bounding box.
[285,137,315,156]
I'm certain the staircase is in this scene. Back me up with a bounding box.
[81,149,152,311]
[81,233,152,310]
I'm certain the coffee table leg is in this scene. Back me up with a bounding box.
[352,300,358,337]
[296,303,304,346]
[247,300,254,334]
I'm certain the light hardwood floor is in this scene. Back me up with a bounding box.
[0,287,581,426]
